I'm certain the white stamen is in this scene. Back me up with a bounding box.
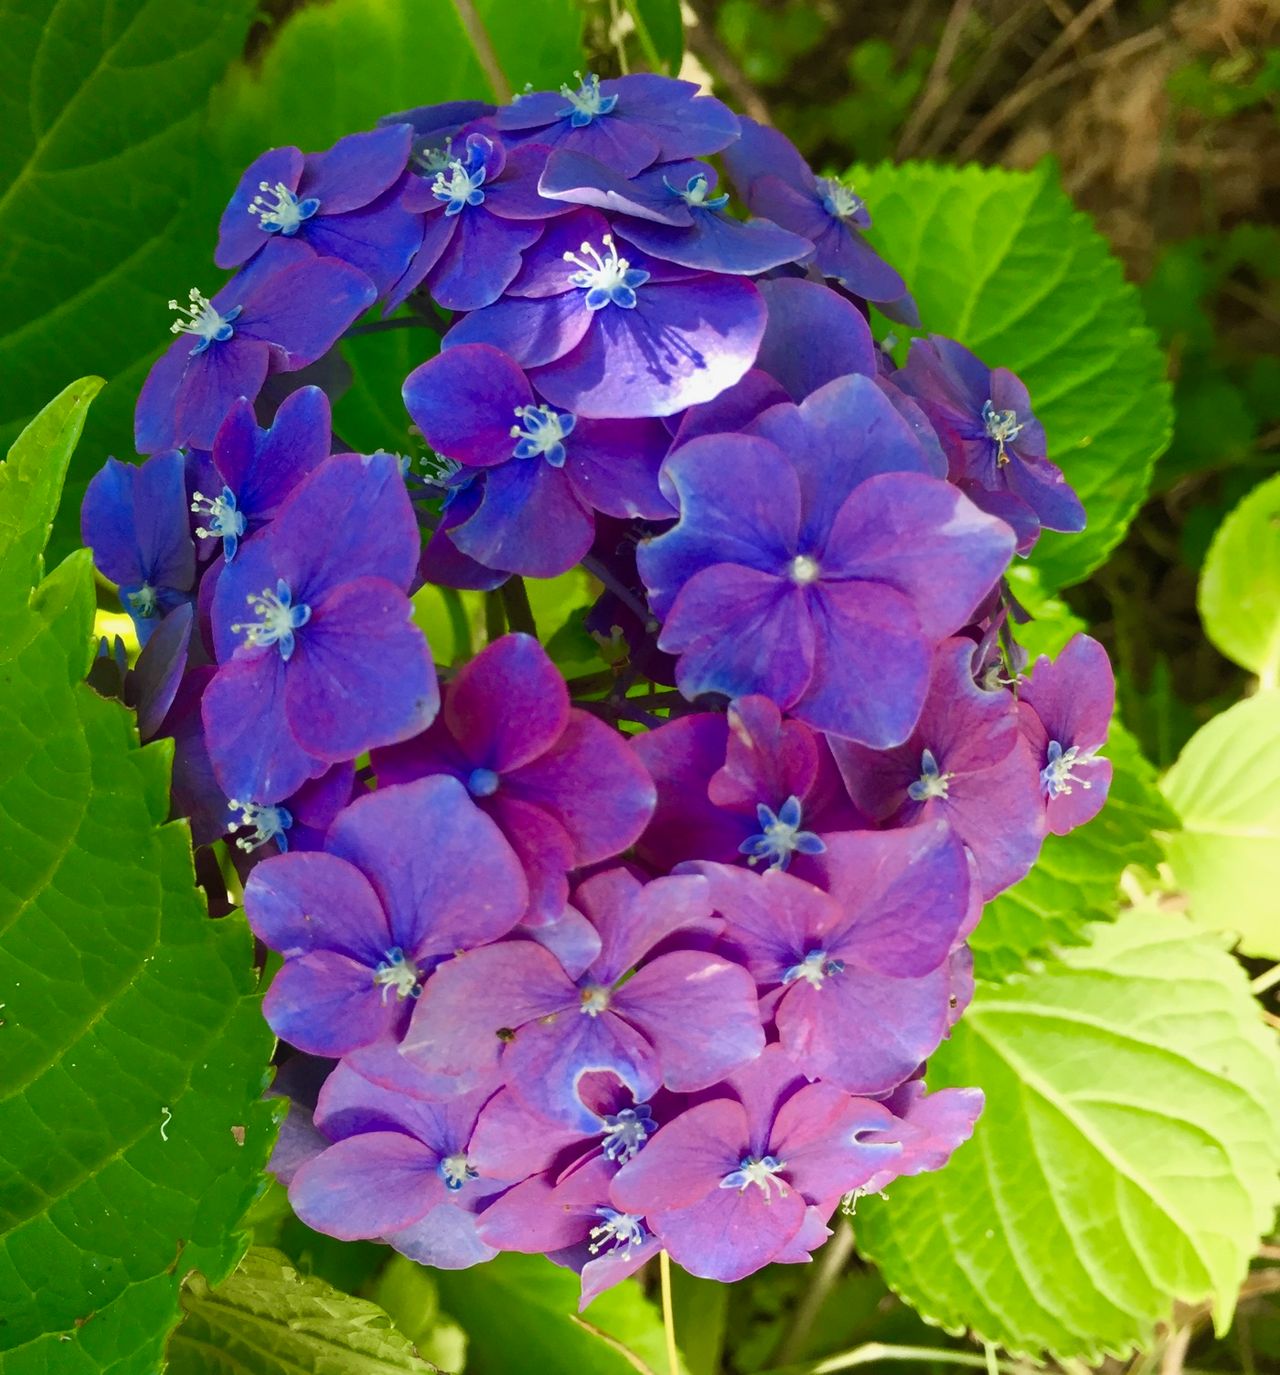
[982,399,1024,466]
[249,180,320,235]
[789,554,821,585]
[168,288,240,353]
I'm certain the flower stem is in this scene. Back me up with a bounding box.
[582,553,654,627]
[771,1225,854,1366]
[484,589,505,644]
[439,587,473,663]
[499,576,536,637]
[755,1341,1027,1375]
[449,0,512,101]
[659,1249,679,1375]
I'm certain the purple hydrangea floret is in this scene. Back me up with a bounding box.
[136,239,376,453]
[494,73,740,177]
[897,334,1087,551]
[402,868,763,1129]
[193,385,332,562]
[444,207,767,418]
[721,117,912,312]
[608,1047,903,1281]
[81,450,195,643]
[244,774,528,1056]
[633,693,863,871]
[374,633,655,923]
[638,375,1016,742]
[205,451,437,802]
[216,124,422,294]
[403,343,672,577]
[689,822,972,1093]
[831,637,1046,899]
[538,150,814,275]
[1018,633,1115,834]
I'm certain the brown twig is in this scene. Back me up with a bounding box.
[955,25,1164,160]
[684,0,772,124]
[919,0,1044,156]
[896,0,975,156]
[1022,0,1121,88]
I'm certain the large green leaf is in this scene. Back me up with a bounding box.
[623,0,685,74]
[335,323,440,458]
[0,0,261,560]
[167,1248,437,1374]
[212,0,584,167]
[855,910,1280,1362]
[1162,690,1280,959]
[433,1252,674,1374]
[854,161,1172,592]
[0,383,277,1374]
[1198,471,1280,688]
[971,723,1176,978]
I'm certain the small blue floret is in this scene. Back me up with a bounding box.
[739,794,825,871]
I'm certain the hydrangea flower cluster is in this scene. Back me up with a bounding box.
[81,70,1114,1303]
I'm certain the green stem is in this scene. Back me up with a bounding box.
[345,317,435,336]
[499,576,537,637]
[439,587,473,663]
[770,1226,853,1367]
[449,0,512,101]
[659,1250,679,1375]
[1251,962,1280,996]
[567,669,621,697]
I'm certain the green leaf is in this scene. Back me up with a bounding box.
[971,723,1176,978]
[212,0,584,166]
[336,325,440,459]
[1199,471,1280,686]
[0,0,261,561]
[856,910,1280,1362]
[854,160,1172,592]
[623,0,685,74]
[0,377,101,609]
[433,1252,672,1374]
[1162,690,1280,959]
[0,386,277,1373]
[167,1248,437,1374]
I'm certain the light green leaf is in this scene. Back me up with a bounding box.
[0,386,277,1374]
[854,160,1172,592]
[1162,690,1280,959]
[972,723,1176,978]
[167,1248,437,1374]
[855,910,1280,1363]
[624,0,685,74]
[213,0,584,167]
[1199,471,1280,687]
[0,0,261,560]
[433,1252,673,1374]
